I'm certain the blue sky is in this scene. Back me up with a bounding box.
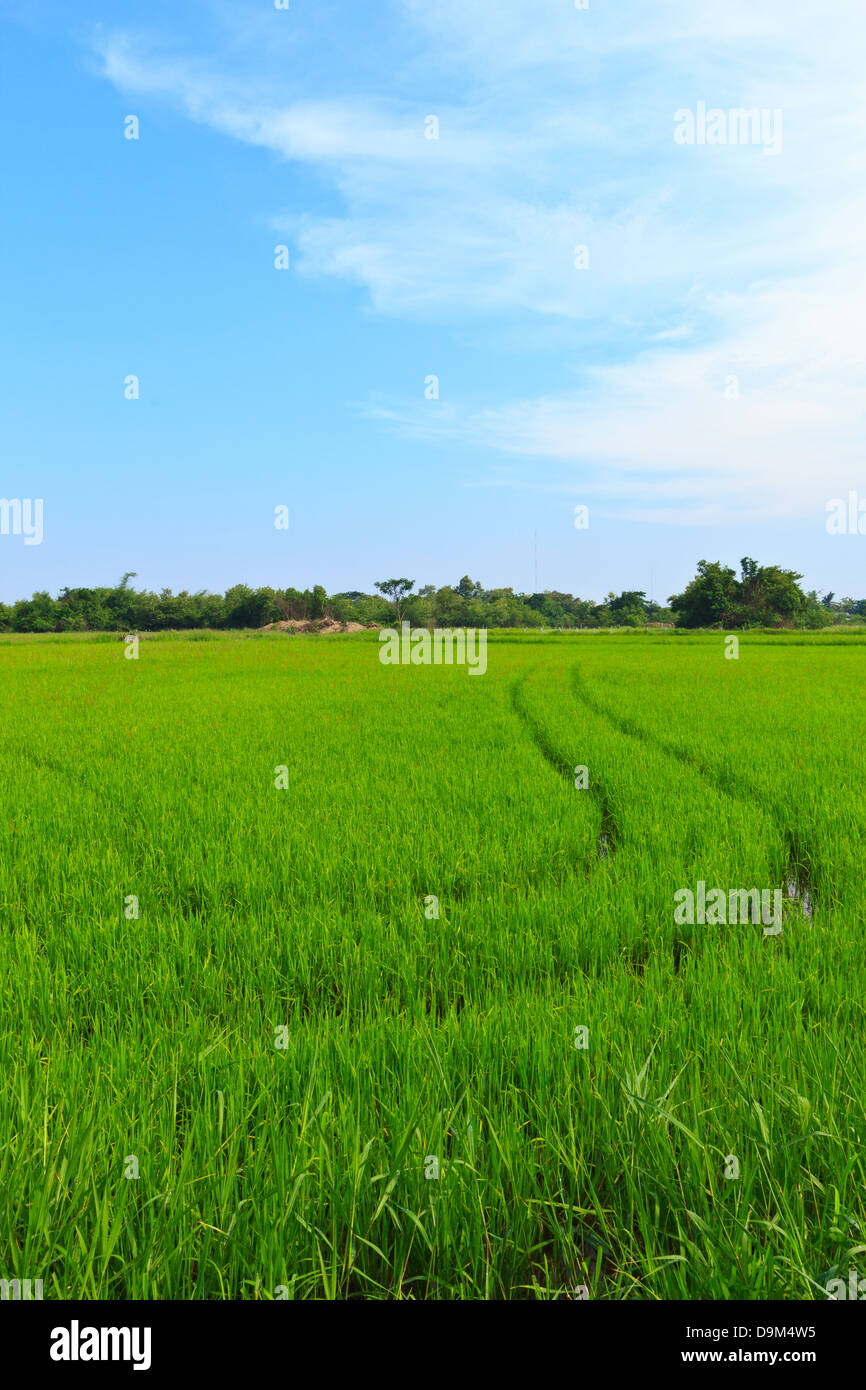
[1,0,864,604]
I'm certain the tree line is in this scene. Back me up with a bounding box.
[0,561,860,633]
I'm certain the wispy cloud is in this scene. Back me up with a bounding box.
[93,1,866,523]
[368,265,866,523]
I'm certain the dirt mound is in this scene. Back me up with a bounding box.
[260,618,379,634]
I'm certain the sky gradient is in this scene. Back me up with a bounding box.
[1,0,864,604]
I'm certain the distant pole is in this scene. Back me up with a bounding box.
[534,530,538,592]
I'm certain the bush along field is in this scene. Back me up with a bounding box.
[0,630,863,1299]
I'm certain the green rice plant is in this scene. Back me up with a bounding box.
[0,632,862,1298]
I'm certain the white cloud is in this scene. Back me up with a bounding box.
[93,2,866,523]
[368,267,866,522]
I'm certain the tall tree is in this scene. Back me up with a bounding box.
[374,578,415,622]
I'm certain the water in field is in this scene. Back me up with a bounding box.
[786,877,813,919]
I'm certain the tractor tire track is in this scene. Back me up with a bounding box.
[509,670,619,865]
[567,663,817,914]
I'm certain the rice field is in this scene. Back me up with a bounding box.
[1,630,863,1300]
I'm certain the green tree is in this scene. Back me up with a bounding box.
[374,578,415,622]
[609,590,648,626]
[670,558,808,629]
[669,561,739,628]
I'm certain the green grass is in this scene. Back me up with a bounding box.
[0,631,863,1299]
